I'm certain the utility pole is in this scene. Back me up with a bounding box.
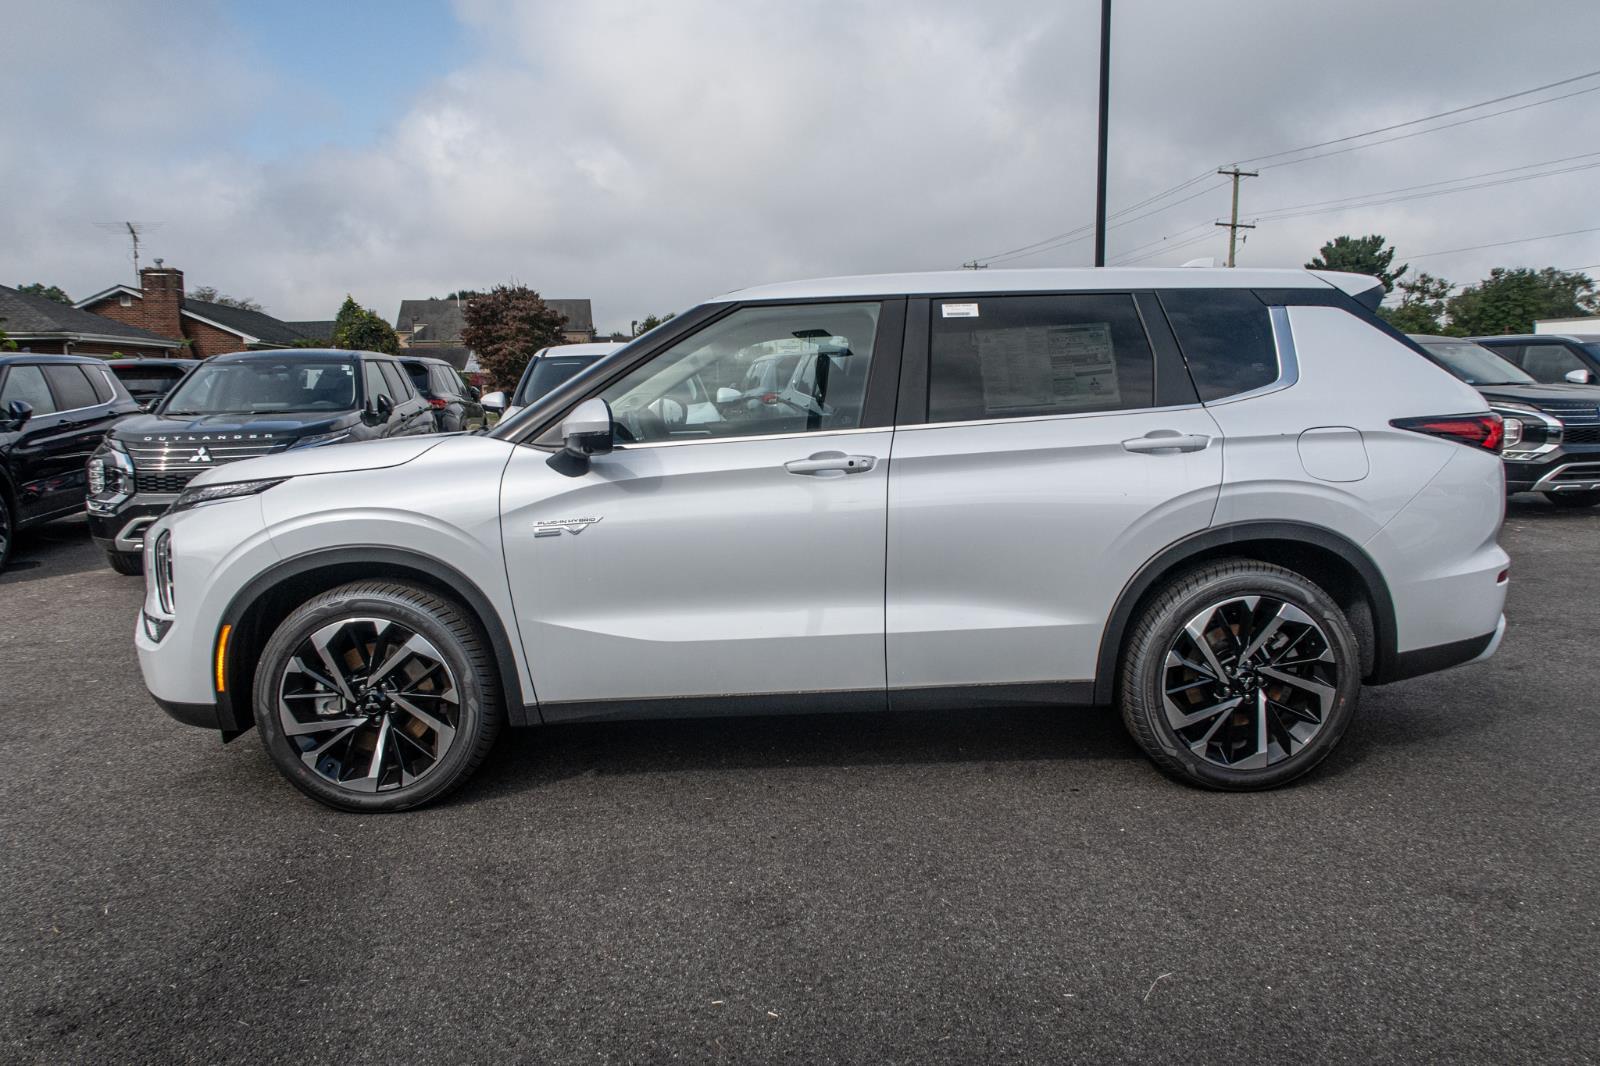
[1093,0,1112,266]
[961,260,988,270]
[1214,166,1257,267]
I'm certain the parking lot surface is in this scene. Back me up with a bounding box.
[2,504,1597,1064]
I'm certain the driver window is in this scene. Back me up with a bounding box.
[599,302,880,445]
[364,362,393,407]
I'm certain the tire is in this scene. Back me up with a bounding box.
[1544,490,1600,509]
[252,580,503,812]
[1118,559,1361,791]
[106,550,143,576]
[0,494,11,572]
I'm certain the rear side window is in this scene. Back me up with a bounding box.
[1159,289,1277,402]
[0,365,58,414]
[43,365,100,410]
[430,366,460,397]
[378,362,411,399]
[86,365,117,403]
[928,294,1154,422]
[402,362,431,393]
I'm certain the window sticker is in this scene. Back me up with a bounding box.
[941,303,980,318]
[974,322,1119,412]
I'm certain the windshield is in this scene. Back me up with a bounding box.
[1419,341,1536,386]
[514,356,601,406]
[161,359,359,415]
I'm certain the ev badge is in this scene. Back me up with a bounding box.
[533,517,601,538]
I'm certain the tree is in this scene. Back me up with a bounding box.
[1445,267,1600,336]
[460,285,569,390]
[1306,235,1408,293]
[16,282,71,304]
[0,317,16,351]
[187,285,262,312]
[1378,272,1453,334]
[631,312,676,337]
[331,295,400,353]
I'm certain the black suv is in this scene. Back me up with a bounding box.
[105,357,200,407]
[1471,333,1600,386]
[398,354,486,431]
[0,354,142,570]
[87,348,435,573]
[1411,334,1600,507]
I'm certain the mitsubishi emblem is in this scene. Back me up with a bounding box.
[189,446,213,464]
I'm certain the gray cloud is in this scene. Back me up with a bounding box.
[5,0,1599,332]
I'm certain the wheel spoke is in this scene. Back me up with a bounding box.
[308,623,358,701]
[1257,665,1335,713]
[368,633,438,688]
[389,692,456,746]
[1169,694,1244,729]
[283,715,365,736]
[1183,615,1230,681]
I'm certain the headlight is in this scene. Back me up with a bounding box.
[1502,418,1524,448]
[88,457,106,494]
[169,478,285,514]
[289,430,351,449]
[87,439,134,499]
[153,530,175,614]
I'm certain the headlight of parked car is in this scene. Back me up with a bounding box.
[169,478,286,515]
[87,438,133,499]
[289,429,352,449]
[1492,402,1561,460]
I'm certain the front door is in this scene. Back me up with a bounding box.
[500,301,901,715]
[886,292,1224,692]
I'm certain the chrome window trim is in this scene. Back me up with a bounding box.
[1,362,117,418]
[896,402,1204,433]
[611,425,889,451]
[1199,304,1299,408]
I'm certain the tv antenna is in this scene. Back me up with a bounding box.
[92,221,164,282]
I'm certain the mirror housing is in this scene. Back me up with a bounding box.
[467,385,482,401]
[1565,368,1592,385]
[480,390,507,413]
[715,387,741,403]
[5,399,33,429]
[361,394,393,426]
[562,398,614,459]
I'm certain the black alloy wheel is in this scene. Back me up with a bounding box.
[1120,560,1360,790]
[254,581,501,811]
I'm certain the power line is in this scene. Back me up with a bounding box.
[1406,227,1600,261]
[970,169,1215,265]
[985,180,1229,266]
[1252,159,1600,224]
[1237,68,1600,166]
[1248,150,1600,216]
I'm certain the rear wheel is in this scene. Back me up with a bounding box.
[253,581,503,812]
[106,550,143,576]
[1544,490,1600,509]
[0,494,11,571]
[1119,560,1360,790]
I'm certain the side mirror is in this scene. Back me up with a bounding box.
[361,395,393,426]
[562,398,614,460]
[5,399,33,429]
[715,387,741,403]
[480,390,507,413]
[467,385,482,401]
[1565,368,1593,385]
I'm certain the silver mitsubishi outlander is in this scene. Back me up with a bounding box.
[136,268,1510,811]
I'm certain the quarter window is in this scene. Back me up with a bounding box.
[43,365,100,411]
[928,294,1154,422]
[0,365,58,415]
[599,302,881,444]
[1159,289,1277,402]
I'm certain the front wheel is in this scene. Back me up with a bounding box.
[1118,560,1360,790]
[1544,490,1600,509]
[253,581,503,812]
[0,494,12,571]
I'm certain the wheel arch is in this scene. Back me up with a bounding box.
[215,546,532,736]
[1093,521,1398,704]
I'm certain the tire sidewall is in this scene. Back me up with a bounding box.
[253,588,492,812]
[1127,566,1361,790]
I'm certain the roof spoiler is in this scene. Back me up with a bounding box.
[1309,270,1385,311]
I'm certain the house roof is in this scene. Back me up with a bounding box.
[182,299,311,346]
[0,284,177,346]
[285,320,337,341]
[394,296,594,339]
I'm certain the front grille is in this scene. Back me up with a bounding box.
[1562,424,1600,445]
[1534,399,1600,420]
[137,471,200,494]
[125,435,283,472]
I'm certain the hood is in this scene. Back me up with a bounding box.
[111,410,360,444]
[1473,382,1600,416]
[186,435,446,487]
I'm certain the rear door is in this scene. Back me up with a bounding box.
[500,300,902,713]
[379,361,433,435]
[885,292,1222,695]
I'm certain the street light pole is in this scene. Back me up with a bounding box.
[1093,0,1111,267]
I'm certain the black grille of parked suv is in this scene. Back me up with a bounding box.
[1560,424,1600,445]
[137,471,203,494]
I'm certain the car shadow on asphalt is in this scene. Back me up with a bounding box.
[0,517,108,586]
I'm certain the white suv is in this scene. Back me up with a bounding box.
[136,269,1510,811]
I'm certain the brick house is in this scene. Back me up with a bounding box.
[0,283,179,356]
[75,265,322,359]
[392,296,597,371]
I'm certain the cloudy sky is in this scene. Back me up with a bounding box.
[5,0,1599,332]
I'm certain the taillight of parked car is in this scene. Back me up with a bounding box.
[427,398,448,409]
[1390,413,1505,453]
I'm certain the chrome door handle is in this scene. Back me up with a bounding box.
[784,452,876,476]
[1122,432,1211,454]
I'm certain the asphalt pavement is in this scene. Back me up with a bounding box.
[2,504,1596,1064]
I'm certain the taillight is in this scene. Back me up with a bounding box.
[1391,413,1504,453]
[427,397,448,409]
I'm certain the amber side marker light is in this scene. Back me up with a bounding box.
[215,624,233,692]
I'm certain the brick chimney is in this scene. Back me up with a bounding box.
[137,264,185,339]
